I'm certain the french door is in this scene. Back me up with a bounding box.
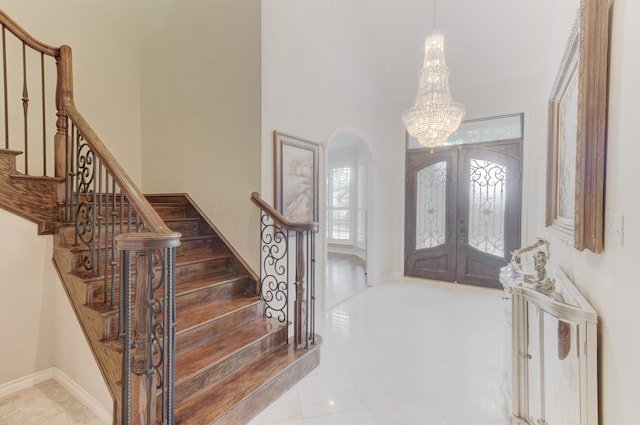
[405,140,522,288]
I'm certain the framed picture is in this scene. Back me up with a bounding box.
[273,131,319,223]
[546,0,609,253]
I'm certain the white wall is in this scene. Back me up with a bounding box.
[0,0,141,413]
[262,0,402,286]
[138,0,262,270]
[537,1,640,423]
[0,210,55,384]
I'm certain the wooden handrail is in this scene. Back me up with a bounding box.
[65,103,171,234]
[0,10,58,57]
[250,192,318,232]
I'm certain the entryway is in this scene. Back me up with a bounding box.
[325,132,370,308]
[404,114,523,288]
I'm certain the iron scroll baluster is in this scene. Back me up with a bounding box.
[251,192,318,350]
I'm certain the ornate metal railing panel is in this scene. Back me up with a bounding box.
[252,192,317,350]
[63,121,143,310]
[118,234,180,425]
[259,212,289,326]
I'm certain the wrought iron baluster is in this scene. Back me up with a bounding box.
[73,130,81,247]
[64,122,70,221]
[120,249,132,425]
[100,165,106,304]
[110,179,117,308]
[2,26,7,150]
[21,42,29,174]
[164,246,177,424]
[120,191,124,235]
[305,230,316,347]
[40,52,46,176]
[144,248,155,425]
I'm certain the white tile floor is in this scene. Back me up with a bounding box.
[0,277,509,425]
[248,277,511,425]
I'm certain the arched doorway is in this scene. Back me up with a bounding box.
[325,132,372,309]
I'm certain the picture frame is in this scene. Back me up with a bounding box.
[273,131,319,223]
[546,0,609,253]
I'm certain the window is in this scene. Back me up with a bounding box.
[328,166,352,242]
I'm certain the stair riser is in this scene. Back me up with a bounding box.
[150,204,188,219]
[177,302,262,352]
[176,278,254,312]
[173,327,287,407]
[65,236,228,277]
[176,238,227,258]
[176,258,230,283]
[164,220,202,237]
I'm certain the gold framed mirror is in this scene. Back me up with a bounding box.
[546,0,609,253]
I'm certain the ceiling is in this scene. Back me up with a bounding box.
[365,0,555,107]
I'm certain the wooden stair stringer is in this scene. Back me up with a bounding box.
[51,243,121,420]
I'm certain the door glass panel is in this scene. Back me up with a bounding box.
[468,159,506,257]
[416,161,447,249]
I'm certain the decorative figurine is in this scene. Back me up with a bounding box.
[510,238,555,295]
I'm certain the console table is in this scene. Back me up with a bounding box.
[500,264,598,425]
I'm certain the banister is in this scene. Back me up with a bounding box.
[65,103,171,235]
[0,10,58,57]
[0,8,179,424]
[250,192,318,233]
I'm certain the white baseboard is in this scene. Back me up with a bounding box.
[52,369,111,424]
[0,368,111,424]
[0,368,55,398]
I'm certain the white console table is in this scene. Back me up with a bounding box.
[500,264,598,425]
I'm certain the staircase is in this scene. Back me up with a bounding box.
[50,193,321,424]
[0,9,320,425]
[0,146,321,423]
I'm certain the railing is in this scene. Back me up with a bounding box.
[250,192,317,349]
[0,10,179,425]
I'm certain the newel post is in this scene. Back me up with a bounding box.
[54,45,72,179]
[116,232,181,425]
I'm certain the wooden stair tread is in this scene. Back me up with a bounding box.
[83,270,248,305]
[71,253,232,285]
[175,336,322,425]
[175,319,283,382]
[87,280,257,317]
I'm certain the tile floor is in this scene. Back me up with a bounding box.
[0,277,510,425]
[248,277,510,425]
[325,252,368,309]
[0,380,104,425]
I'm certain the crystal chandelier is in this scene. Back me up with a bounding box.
[403,32,465,148]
